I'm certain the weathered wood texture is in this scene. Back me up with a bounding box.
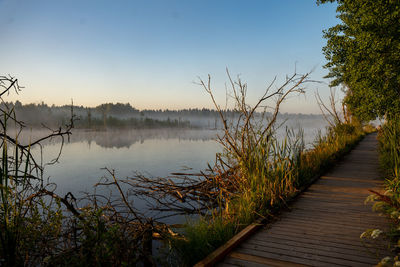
[218,133,392,266]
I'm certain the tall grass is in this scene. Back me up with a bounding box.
[0,75,369,266]
[0,116,154,266]
[0,110,65,265]
[379,117,400,182]
[171,71,366,266]
[363,116,400,266]
[173,123,365,265]
[0,76,159,266]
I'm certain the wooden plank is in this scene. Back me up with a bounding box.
[193,219,265,267]
[291,206,378,214]
[204,133,391,266]
[289,204,377,214]
[304,185,372,194]
[221,256,275,267]
[287,207,384,219]
[304,191,371,200]
[289,212,384,223]
[291,199,373,209]
[300,192,368,201]
[255,231,385,251]
[236,247,368,267]
[254,231,386,252]
[281,208,383,220]
[268,216,370,230]
[229,252,308,267]
[298,196,368,204]
[327,168,380,174]
[291,206,384,218]
[283,213,387,226]
[298,193,375,201]
[241,237,376,264]
[229,250,333,267]
[303,190,370,198]
[263,229,364,244]
[320,173,380,180]
[245,234,379,261]
[285,212,387,227]
[256,228,370,245]
[297,194,372,203]
[215,263,240,267]
[270,220,370,235]
[298,194,370,202]
[315,180,381,188]
[276,215,386,230]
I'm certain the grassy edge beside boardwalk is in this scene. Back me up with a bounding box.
[0,76,374,266]
[173,123,367,266]
[362,117,400,266]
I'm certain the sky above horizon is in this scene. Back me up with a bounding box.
[0,0,339,113]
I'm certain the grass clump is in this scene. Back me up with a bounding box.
[363,116,400,266]
[176,123,364,265]
[171,72,366,266]
[0,76,162,266]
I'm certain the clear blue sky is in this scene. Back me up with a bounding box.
[0,0,338,113]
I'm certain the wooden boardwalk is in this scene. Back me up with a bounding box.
[218,133,391,267]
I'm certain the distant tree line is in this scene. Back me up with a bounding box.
[4,101,324,130]
[6,101,192,129]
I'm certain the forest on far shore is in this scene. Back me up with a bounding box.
[6,101,323,130]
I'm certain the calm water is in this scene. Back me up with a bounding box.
[22,118,327,222]
[36,129,219,196]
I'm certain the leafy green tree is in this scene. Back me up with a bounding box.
[318,0,400,121]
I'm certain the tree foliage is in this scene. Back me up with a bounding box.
[318,0,400,121]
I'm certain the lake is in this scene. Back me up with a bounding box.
[24,117,328,223]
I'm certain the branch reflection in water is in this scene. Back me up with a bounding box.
[21,122,327,224]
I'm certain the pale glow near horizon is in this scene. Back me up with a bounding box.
[0,0,339,114]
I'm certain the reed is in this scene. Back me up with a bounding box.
[173,124,364,265]
[0,77,159,266]
[0,75,366,266]
[0,107,65,265]
[170,71,365,265]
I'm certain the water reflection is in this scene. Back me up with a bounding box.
[16,120,329,224]
[17,115,329,149]
[78,129,220,149]
[20,119,328,188]
[31,130,220,197]
[19,128,220,149]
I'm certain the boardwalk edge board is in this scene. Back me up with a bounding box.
[193,217,267,267]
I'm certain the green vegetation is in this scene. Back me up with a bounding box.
[0,77,165,266]
[0,114,63,266]
[8,101,323,130]
[3,2,396,265]
[318,0,400,121]
[361,118,400,266]
[173,124,365,265]
[4,71,358,266]
[79,115,190,129]
[166,72,366,265]
[9,101,192,129]
[0,123,154,265]
[2,1,398,265]
[318,0,400,265]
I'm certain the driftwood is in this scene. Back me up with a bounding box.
[0,76,177,266]
[120,69,311,220]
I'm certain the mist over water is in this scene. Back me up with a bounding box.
[37,129,219,194]
[22,116,328,222]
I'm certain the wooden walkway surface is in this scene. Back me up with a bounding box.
[218,133,391,267]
